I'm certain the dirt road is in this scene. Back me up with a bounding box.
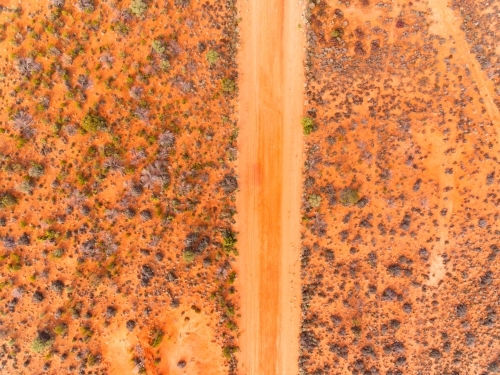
[235,0,304,374]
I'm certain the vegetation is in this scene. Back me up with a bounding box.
[222,230,237,254]
[221,78,236,94]
[182,249,195,263]
[301,116,314,135]
[28,163,44,178]
[130,0,148,17]
[152,40,166,55]
[222,346,238,359]
[207,50,219,65]
[54,323,68,336]
[149,328,164,348]
[0,193,17,209]
[339,187,360,206]
[81,112,107,133]
[308,194,321,208]
[330,28,344,38]
[31,331,54,353]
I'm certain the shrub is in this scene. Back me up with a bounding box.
[52,248,64,258]
[31,331,54,353]
[80,326,93,338]
[152,40,166,55]
[221,78,236,94]
[28,163,44,178]
[16,179,34,194]
[76,0,95,13]
[38,229,59,243]
[54,323,68,336]
[130,0,147,16]
[220,174,238,194]
[308,194,321,208]
[160,59,170,71]
[222,346,238,359]
[183,250,195,263]
[149,328,164,348]
[301,116,314,135]
[339,187,360,206]
[331,28,344,38]
[50,0,65,7]
[206,50,219,65]
[1,193,17,209]
[175,0,190,7]
[81,112,107,133]
[222,230,237,254]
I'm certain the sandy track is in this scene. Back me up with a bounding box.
[236,0,304,374]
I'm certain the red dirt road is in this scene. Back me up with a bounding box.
[236,0,304,374]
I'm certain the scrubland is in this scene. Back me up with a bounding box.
[0,0,240,374]
[300,0,500,374]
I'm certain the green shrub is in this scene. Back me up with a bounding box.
[206,50,219,65]
[150,328,164,348]
[87,353,97,367]
[301,116,314,135]
[80,326,93,338]
[222,346,238,359]
[54,323,68,336]
[81,112,107,133]
[38,229,60,242]
[331,28,344,38]
[221,78,236,94]
[52,248,64,258]
[183,250,195,263]
[130,0,148,16]
[31,331,54,353]
[222,230,237,254]
[160,59,170,72]
[339,187,360,206]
